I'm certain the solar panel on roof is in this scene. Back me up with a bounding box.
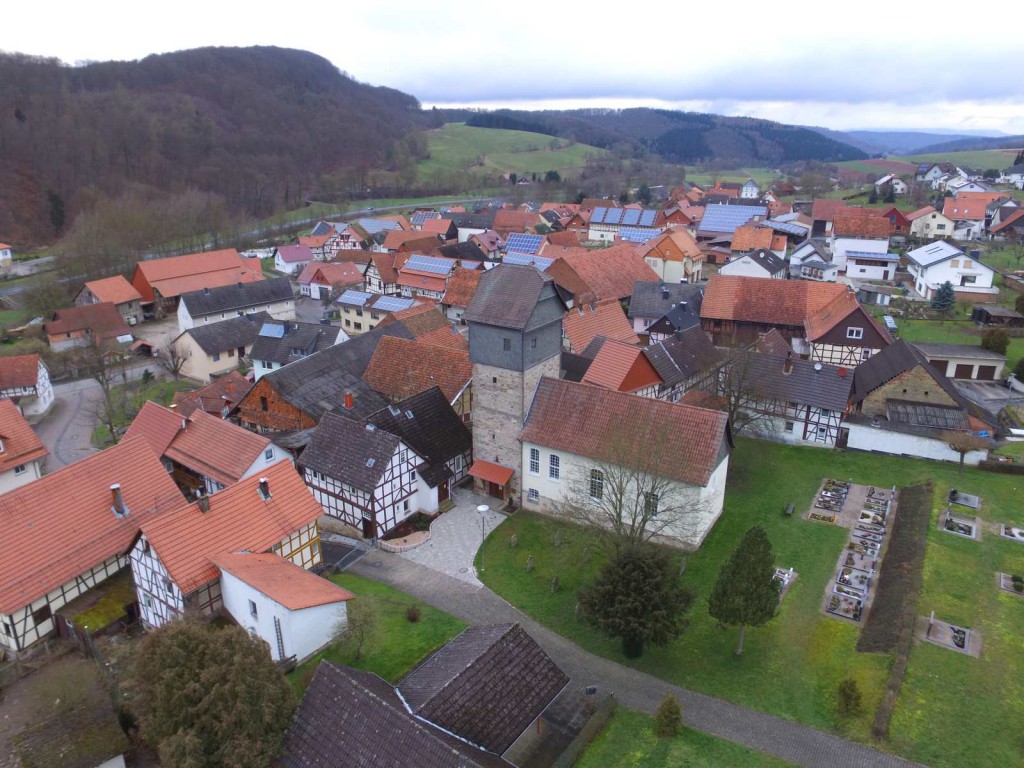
[371,295,415,313]
[504,253,554,270]
[639,209,656,227]
[504,233,544,255]
[410,211,440,225]
[763,220,805,236]
[337,290,372,306]
[621,209,640,226]
[258,322,286,338]
[403,254,455,275]
[883,316,898,331]
[699,205,767,234]
[618,227,661,243]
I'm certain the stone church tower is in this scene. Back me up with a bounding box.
[463,265,563,502]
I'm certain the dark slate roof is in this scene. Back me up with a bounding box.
[437,241,490,262]
[182,312,268,354]
[627,281,703,319]
[180,277,293,317]
[299,413,402,491]
[727,352,853,412]
[249,320,341,365]
[399,624,569,755]
[261,324,408,422]
[560,351,593,383]
[646,300,702,336]
[446,212,496,230]
[729,249,786,275]
[463,264,557,330]
[852,339,956,404]
[643,327,722,387]
[365,387,471,488]
[280,663,508,768]
[912,342,1006,361]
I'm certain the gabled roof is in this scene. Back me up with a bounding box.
[753,328,792,356]
[628,281,703,320]
[383,229,440,252]
[0,436,182,614]
[365,387,472,487]
[991,208,1024,235]
[582,339,661,392]
[906,205,939,221]
[701,275,849,327]
[364,336,471,404]
[0,353,41,390]
[464,264,555,330]
[80,275,142,305]
[562,298,638,352]
[44,303,130,339]
[546,245,658,303]
[851,339,968,410]
[281,663,509,768]
[726,352,852,412]
[399,623,568,755]
[380,305,467,351]
[698,204,767,234]
[132,249,260,302]
[905,240,964,268]
[171,371,252,418]
[803,290,889,343]
[942,196,992,221]
[442,267,483,309]
[832,214,891,239]
[520,378,729,487]
[178,312,268,354]
[276,244,314,264]
[180,278,293,317]
[140,461,321,595]
[0,398,47,473]
[297,261,363,287]
[213,552,353,610]
[722,249,787,276]
[299,413,402,492]
[642,327,722,387]
[434,241,489,262]
[730,224,775,252]
[249,320,342,366]
[811,199,852,222]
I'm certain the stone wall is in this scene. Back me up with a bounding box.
[861,366,958,418]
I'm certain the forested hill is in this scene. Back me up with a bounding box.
[460,108,868,165]
[0,47,425,243]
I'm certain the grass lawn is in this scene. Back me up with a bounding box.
[895,149,1021,172]
[91,378,196,446]
[418,123,606,178]
[683,167,782,187]
[888,317,1024,372]
[578,708,794,768]
[289,573,466,695]
[478,439,1024,767]
[0,308,29,327]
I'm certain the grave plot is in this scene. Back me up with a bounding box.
[948,488,981,509]
[940,508,979,539]
[997,572,1024,597]
[920,612,979,656]
[1000,524,1024,543]
[806,478,849,524]
[774,567,798,602]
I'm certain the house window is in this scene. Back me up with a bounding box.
[344,319,351,328]
[817,426,827,438]
[14,464,26,475]
[528,489,539,502]
[529,448,540,474]
[846,327,864,340]
[163,578,173,594]
[354,322,362,331]
[937,224,946,230]
[643,492,659,517]
[260,396,269,412]
[2,621,11,636]
[32,605,52,625]
[228,348,235,357]
[264,448,274,461]
[141,592,152,609]
[784,420,795,431]
[589,469,604,500]
[530,337,538,349]
[212,352,221,361]
[548,454,560,480]
[503,338,512,351]
[951,260,959,268]
[249,600,258,619]
[862,349,872,361]
[492,376,497,384]
[962,260,972,269]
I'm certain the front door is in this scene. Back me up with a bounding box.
[438,480,450,503]
[488,482,504,499]
[361,515,376,540]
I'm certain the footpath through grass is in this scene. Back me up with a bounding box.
[478,440,1024,767]
[289,573,466,696]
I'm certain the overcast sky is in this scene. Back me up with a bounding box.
[9,1,1024,135]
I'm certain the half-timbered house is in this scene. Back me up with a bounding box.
[643,326,724,403]
[0,437,182,654]
[802,290,892,367]
[0,354,54,418]
[130,461,322,630]
[580,338,663,397]
[299,414,420,539]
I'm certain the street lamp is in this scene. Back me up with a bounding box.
[476,504,489,572]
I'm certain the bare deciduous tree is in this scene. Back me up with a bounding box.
[942,430,991,475]
[715,349,783,439]
[158,343,190,389]
[74,333,131,444]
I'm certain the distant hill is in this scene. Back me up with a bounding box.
[0,47,425,243]
[461,108,867,166]
[804,127,1006,156]
[914,135,1024,155]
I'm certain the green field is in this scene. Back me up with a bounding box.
[896,148,1021,172]
[478,440,1024,768]
[684,167,783,187]
[889,317,1024,372]
[417,123,606,178]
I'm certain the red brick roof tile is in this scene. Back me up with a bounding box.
[562,299,639,352]
[832,214,891,238]
[546,245,658,303]
[132,250,260,302]
[701,275,850,327]
[730,224,774,252]
[171,372,252,418]
[81,276,142,306]
[213,552,353,610]
[441,268,483,309]
[0,354,40,390]
[0,398,47,473]
[581,339,661,392]
[364,336,471,403]
[44,303,131,340]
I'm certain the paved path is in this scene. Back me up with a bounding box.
[351,552,925,768]
[399,489,506,584]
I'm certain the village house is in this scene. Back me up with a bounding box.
[912,343,1006,381]
[130,462,323,634]
[0,242,12,270]
[874,175,908,195]
[697,204,768,240]
[641,326,723,402]
[298,230,341,261]
[829,214,891,272]
[789,239,835,280]
[362,252,401,295]
[627,281,703,338]
[562,298,639,353]
[638,229,704,283]
[441,267,483,324]
[907,206,956,240]
[0,436,182,654]
[297,261,364,300]
[580,338,663,397]
[273,244,316,275]
[519,377,731,548]
[741,179,761,199]
[396,254,457,300]
[124,402,291,497]
[906,241,998,302]
[546,246,658,306]
[941,195,995,240]
[0,353,54,418]
[336,290,415,335]
[729,224,787,261]
[176,277,295,333]
[130,249,262,318]
[719,249,788,280]
[586,207,660,242]
[74,275,144,326]
[44,303,133,352]
[250,319,345,381]
[172,312,267,383]
[0,398,47,493]
[171,371,252,419]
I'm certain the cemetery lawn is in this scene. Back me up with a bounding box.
[289,574,466,695]
[477,439,1024,767]
[577,708,794,768]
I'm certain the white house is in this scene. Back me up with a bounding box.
[177,278,295,333]
[719,249,787,279]
[0,398,47,493]
[874,175,908,195]
[0,242,11,270]
[830,237,889,273]
[519,378,731,549]
[740,179,760,199]
[845,251,900,281]
[273,244,316,275]
[0,353,54,418]
[999,165,1024,189]
[906,241,997,300]
[907,207,955,239]
[213,552,353,663]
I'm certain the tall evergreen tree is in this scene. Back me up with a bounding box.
[930,281,956,318]
[708,526,779,655]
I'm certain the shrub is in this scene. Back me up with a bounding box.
[981,328,1009,355]
[654,694,683,738]
[405,603,422,623]
[1015,358,1024,378]
[837,678,863,717]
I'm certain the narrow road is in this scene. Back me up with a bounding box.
[350,551,925,768]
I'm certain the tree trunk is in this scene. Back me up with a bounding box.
[958,452,965,476]
[735,624,746,656]
[623,634,644,659]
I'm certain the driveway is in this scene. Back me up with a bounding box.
[399,488,506,584]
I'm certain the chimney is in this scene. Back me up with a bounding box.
[203,287,210,295]
[168,403,177,411]
[838,366,848,378]
[344,391,354,410]
[782,352,794,375]
[258,477,270,500]
[197,494,210,513]
[110,483,129,518]
[661,287,670,299]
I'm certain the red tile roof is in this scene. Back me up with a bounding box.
[171,372,251,419]
[701,275,850,327]
[468,460,514,486]
[941,196,995,221]
[730,224,774,252]
[383,305,467,351]
[0,398,47,473]
[0,436,182,614]
[832,214,891,238]
[493,210,540,233]
[276,244,315,264]
[642,230,702,262]
[546,245,658,303]
[562,299,639,353]
[299,233,332,249]
[545,230,581,248]
[122,400,183,456]
[906,206,937,221]
[442,267,483,309]
[991,208,1024,235]
[679,389,728,410]
[581,339,661,392]
[0,354,40,390]
[368,252,399,284]
[131,249,260,302]
[811,199,852,222]
[141,461,321,595]
[213,552,353,610]
[81,276,142,306]
[364,336,471,403]
[520,378,729,487]
[44,303,130,340]
[383,230,439,252]
[298,261,363,287]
